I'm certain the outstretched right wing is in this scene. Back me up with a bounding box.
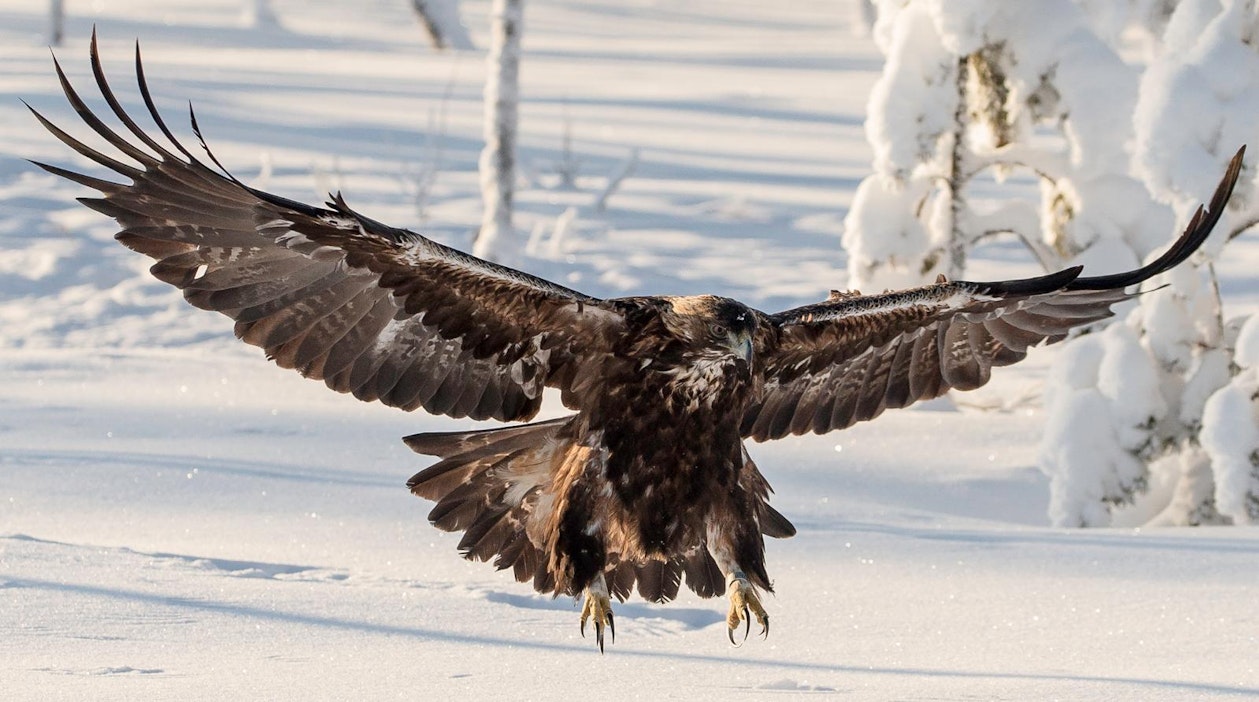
[30,35,630,422]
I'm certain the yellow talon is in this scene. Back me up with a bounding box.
[726,575,769,644]
[579,583,615,653]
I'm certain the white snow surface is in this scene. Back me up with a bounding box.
[1,0,1258,699]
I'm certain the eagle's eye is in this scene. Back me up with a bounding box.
[709,323,727,337]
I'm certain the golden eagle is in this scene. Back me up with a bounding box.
[32,37,1244,652]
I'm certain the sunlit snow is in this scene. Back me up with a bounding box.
[1,1,1257,699]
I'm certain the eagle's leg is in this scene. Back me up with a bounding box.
[708,529,770,644]
[579,573,614,653]
[724,569,769,644]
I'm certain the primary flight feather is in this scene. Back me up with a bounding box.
[31,35,1244,652]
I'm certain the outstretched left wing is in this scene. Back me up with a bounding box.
[742,148,1244,441]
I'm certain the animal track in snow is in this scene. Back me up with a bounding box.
[39,666,165,677]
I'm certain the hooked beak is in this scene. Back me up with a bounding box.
[728,330,754,365]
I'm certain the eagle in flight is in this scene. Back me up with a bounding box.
[33,36,1244,652]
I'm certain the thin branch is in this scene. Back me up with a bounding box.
[593,149,638,212]
[965,143,1068,183]
[968,227,1060,272]
[1227,216,1259,242]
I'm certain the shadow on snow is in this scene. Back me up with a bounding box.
[4,574,1256,697]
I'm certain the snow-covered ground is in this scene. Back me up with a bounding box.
[1,1,1256,699]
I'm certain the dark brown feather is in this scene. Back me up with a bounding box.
[33,38,632,424]
[682,549,726,598]
[744,148,1242,441]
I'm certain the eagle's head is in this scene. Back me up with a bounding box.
[663,295,757,366]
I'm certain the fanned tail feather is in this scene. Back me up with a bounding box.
[405,419,567,594]
[403,418,789,602]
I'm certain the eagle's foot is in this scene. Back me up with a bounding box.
[579,577,614,653]
[725,573,768,645]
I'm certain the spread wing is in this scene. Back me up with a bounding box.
[742,147,1244,441]
[30,36,627,422]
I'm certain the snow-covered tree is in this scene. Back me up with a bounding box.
[851,1,1259,527]
[1041,258,1236,526]
[473,0,523,264]
[1133,0,1259,237]
[412,0,475,51]
[1040,324,1166,527]
[1201,316,1259,524]
[1074,0,1181,60]
[843,0,1170,293]
[1039,0,1259,527]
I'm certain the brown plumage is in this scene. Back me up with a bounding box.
[32,34,1245,650]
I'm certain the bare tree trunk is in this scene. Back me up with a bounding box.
[473,0,522,263]
[49,0,64,46]
[944,55,969,278]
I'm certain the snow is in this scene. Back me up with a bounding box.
[1040,328,1159,527]
[1201,375,1259,524]
[2,0,1259,698]
[1135,0,1259,234]
[1041,0,1259,532]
